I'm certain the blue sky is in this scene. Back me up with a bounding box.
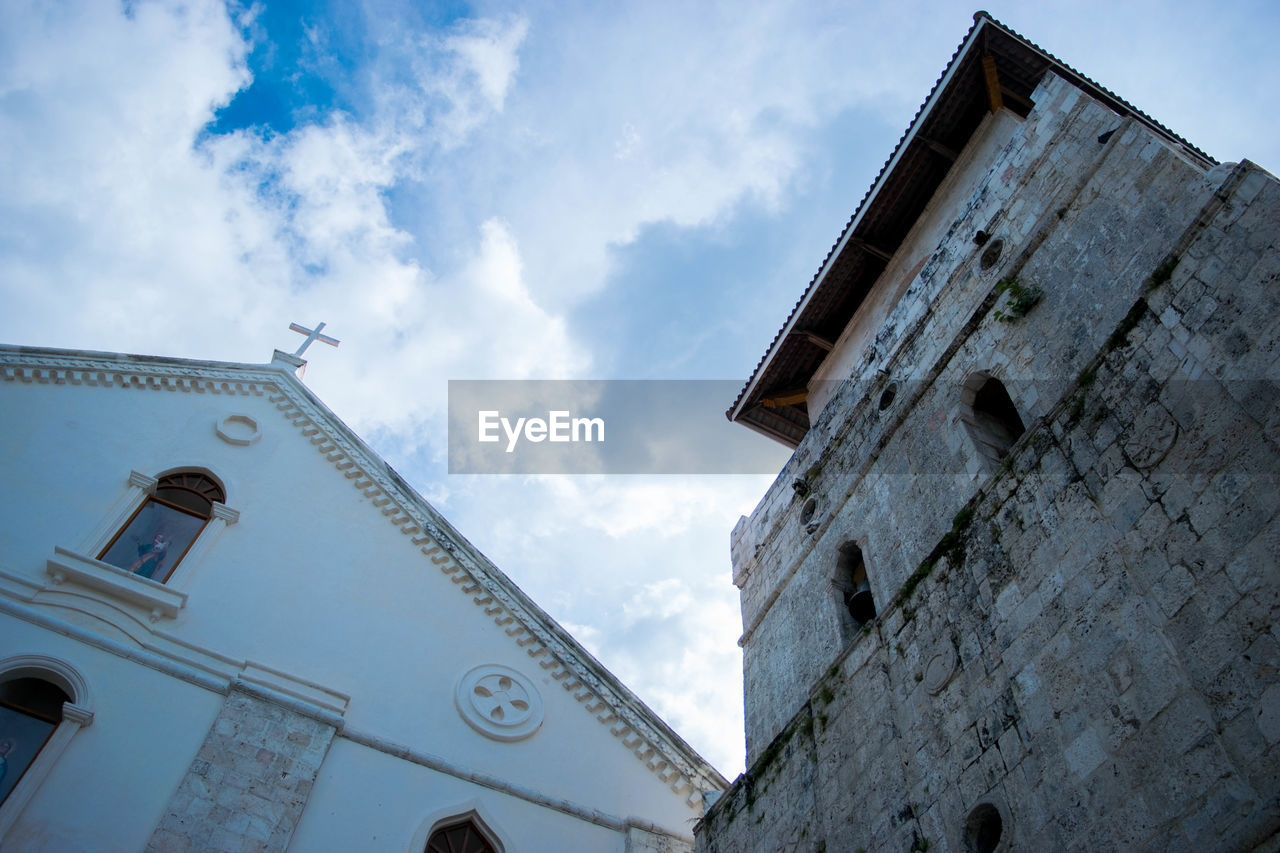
[2,0,1277,777]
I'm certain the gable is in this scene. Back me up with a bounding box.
[0,345,726,820]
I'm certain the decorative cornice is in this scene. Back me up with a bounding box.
[0,346,728,805]
[60,703,95,727]
[0,354,278,397]
[129,471,159,492]
[211,503,240,524]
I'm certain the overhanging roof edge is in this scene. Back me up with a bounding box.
[727,11,1217,433]
[727,17,990,424]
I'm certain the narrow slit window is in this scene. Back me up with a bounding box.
[835,542,876,627]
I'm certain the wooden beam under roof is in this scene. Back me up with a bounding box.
[790,330,835,352]
[917,135,960,162]
[760,388,809,409]
[850,238,893,263]
[982,55,1003,113]
[998,84,1034,114]
[728,13,1217,446]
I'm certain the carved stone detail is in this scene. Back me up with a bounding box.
[922,646,958,696]
[216,414,262,446]
[455,664,544,742]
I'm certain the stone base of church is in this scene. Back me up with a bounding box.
[146,687,336,853]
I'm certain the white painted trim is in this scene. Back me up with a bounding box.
[454,664,545,742]
[163,505,237,589]
[346,727,626,834]
[0,654,92,710]
[74,470,155,556]
[46,546,188,621]
[215,414,261,446]
[407,801,510,853]
[0,656,94,843]
[238,661,348,717]
[0,597,348,721]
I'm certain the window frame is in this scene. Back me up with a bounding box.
[409,804,508,853]
[44,468,238,622]
[95,471,225,584]
[0,657,93,843]
[425,817,501,853]
[0,679,67,806]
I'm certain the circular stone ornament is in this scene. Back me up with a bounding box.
[215,414,262,446]
[1123,405,1179,470]
[923,646,959,696]
[455,664,544,741]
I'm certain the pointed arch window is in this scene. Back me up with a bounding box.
[97,471,225,583]
[426,818,500,853]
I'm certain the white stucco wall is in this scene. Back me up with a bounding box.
[292,737,629,852]
[0,360,704,849]
[0,621,221,852]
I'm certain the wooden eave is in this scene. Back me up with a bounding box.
[727,11,1215,447]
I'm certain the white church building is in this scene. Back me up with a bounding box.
[0,343,725,852]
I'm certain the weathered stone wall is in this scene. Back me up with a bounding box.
[701,97,1280,850]
[146,687,336,853]
[697,703,821,853]
[731,72,1222,759]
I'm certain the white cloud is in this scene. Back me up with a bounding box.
[445,16,528,109]
[0,0,574,440]
[435,473,771,773]
[5,0,1278,784]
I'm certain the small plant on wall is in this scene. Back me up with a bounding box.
[992,277,1044,322]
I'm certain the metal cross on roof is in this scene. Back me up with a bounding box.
[289,322,341,357]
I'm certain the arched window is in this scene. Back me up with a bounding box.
[833,542,876,640]
[0,658,93,841]
[426,818,500,853]
[97,471,225,583]
[960,373,1026,466]
[963,802,1004,852]
[0,678,68,806]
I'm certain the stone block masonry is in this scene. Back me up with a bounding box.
[734,70,1219,759]
[699,102,1280,853]
[146,687,336,853]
